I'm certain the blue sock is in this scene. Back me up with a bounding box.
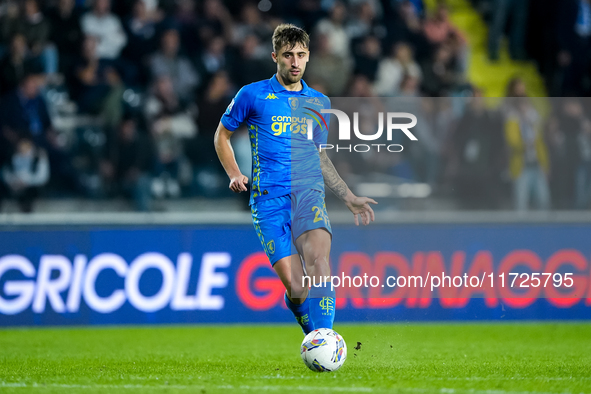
[284,293,315,334]
[309,285,336,329]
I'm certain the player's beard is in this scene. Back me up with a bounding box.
[281,67,304,85]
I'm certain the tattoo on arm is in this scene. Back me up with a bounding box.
[319,150,348,200]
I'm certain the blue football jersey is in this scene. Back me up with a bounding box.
[221,75,330,205]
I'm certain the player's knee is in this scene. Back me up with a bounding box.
[284,275,304,291]
[305,251,330,273]
[307,250,328,266]
[284,276,293,290]
[286,277,309,300]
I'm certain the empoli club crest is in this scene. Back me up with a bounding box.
[267,240,275,255]
[320,297,334,314]
[289,97,299,110]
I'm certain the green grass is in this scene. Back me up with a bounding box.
[0,323,590,393]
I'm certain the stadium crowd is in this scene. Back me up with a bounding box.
[0,0,589,212]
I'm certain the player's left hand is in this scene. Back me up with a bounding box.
[346,196,378,226]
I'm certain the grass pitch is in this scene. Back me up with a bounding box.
[0,323,590,393]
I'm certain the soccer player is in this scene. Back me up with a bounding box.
[214,24,376,334]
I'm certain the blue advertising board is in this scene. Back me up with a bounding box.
[1,224,591,326]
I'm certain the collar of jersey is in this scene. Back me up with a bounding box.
[269,74,312,96]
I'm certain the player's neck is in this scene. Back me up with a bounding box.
[276,73,303,92]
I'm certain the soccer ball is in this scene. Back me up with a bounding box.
[300,328,347,372]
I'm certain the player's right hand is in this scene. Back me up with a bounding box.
[229,175,249,193]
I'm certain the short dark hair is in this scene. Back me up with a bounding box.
[272,23,309,53]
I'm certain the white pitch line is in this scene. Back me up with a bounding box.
[0,382,586,394]
[0,383,373,392]
[422,377,591,381]
[387,389,583,394]
[257,375,591,382]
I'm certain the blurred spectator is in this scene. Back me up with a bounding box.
[232,3,273,46]
[121,0,162,21]
[289,0,323,32]
[346,1,385,41]
[231,34,275,88]
[0,73,77,193]
[101,117,154,211]
[373,42,421,96]
[423,2,468,74]
[0,1,20,48]
[349,0,384,18]
[399,0,425,17]
[12,0,58,76]
[145,75,197,198]
[446,23,469,75]
[547,99,591,209]
[0,1,54,76]
[175,0,200,55]
[353,35,381,81]
[71,36,124,128]
[149,28,200,102]
[305,34,350,96]
[487,0,529,61]
[190,70,232,173]
[307,81,328,95]
[421,44,462,96]
[122,0,158,68]
[399,73,421,97]
[346,74,375,97]
[407,98,441,185]
[81,0,128,60]
[1,138,49,212]
[452,91,505,209]
[140,0,162,19]
[505,76,527,97]
[391,0,431,63]
[48,0,83,75]
[576,115,591,209]
[198,0,234,44]
[504,94,551,211]
[428,98,458,185]
[0,73,50,149]
[423,3,466,46]
[0,34,43,95]
[157,0,178,15]
[196,36,229,85]
[434,98,457,147]
[551,0,591,96]
[314,2,350,60]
